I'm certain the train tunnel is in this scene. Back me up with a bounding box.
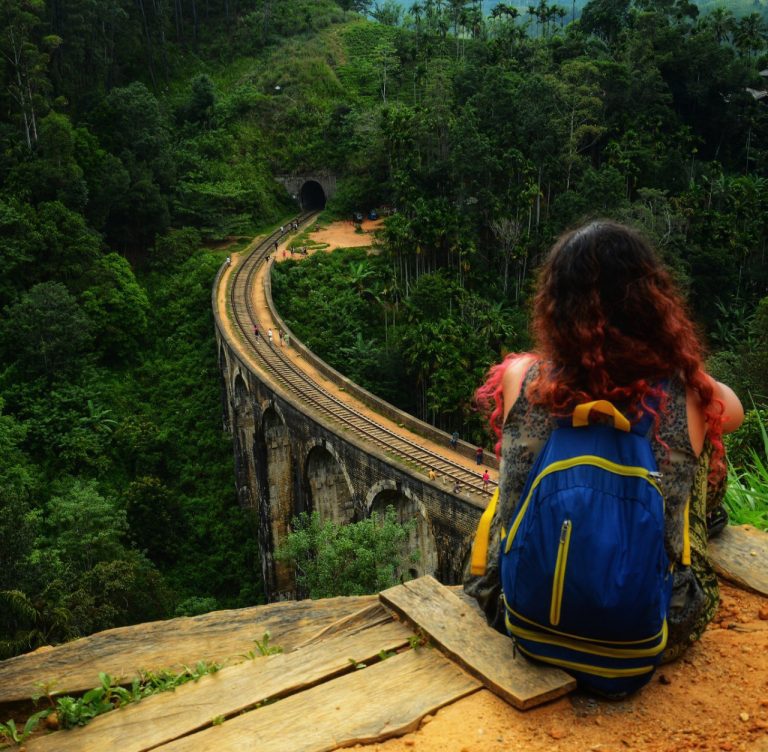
[299,180,326,210]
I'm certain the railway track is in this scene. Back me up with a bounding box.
[227,214,494,500]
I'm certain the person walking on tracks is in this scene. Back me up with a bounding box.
[253,324,260,343]
[450,431,459,450]
[267,328,273,346]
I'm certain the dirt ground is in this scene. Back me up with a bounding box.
[351,587,768,752]
[303,217,384,251]
[220,222,768,752]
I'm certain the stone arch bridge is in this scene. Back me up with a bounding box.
[215,218,493,601]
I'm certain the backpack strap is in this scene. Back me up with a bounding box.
[572,400,631,432]
[470,487,499,576]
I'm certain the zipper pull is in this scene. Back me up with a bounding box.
[648,471,663,479]
[560,519,571,542]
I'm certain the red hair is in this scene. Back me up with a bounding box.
[477,221,724,475]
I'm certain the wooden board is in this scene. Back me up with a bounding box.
[708,524,768,596]
[380,576,576,710]
[295,602,393,649]
[27,619,412,752]
[0,595,376,704]
[153,648,481,752]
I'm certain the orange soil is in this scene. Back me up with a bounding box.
[357,583,768,752]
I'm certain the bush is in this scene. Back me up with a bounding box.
[276,506,416,598]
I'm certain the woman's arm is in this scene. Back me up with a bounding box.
[686,376,745,455]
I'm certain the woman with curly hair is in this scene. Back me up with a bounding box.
[465,220,743,665]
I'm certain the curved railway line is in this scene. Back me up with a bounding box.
[226,213,495,500]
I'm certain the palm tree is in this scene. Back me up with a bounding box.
[734,13,767,59]
[704,6,735,45]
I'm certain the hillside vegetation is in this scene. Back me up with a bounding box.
[0,0,766,659]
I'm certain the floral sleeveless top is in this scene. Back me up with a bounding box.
[498,361,697,562]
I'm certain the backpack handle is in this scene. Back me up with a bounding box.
[572,400,631,432]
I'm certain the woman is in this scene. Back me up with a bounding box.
[465,220,743,662]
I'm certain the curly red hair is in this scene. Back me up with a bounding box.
[477,221,724,474]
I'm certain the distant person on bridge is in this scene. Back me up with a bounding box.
[475,446,484,465]
[465,220,743,694]
[428,468,437,482]
[453,478,460,494]
[267,328,273,346]
[482,470,490,491]
[450,431,459,450]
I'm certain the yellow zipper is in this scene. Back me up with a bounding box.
[550,519,572,625]
[506,616,668,659]
[504,455,662,555]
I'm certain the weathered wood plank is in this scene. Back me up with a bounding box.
[708,524,768,596]
[380,576,576,710]
[295,603,393,649]
[0,595,376,704]
[153,648,481,752]
[26,620,412,752]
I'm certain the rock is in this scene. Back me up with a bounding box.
[44,712,59,730]
[758,605,768,621]
[740,712,750,722]
[720,742,734,751]
[659,673,671,685]
[548,727,568,740]
[404,741,415,747]
[420,715,433,726]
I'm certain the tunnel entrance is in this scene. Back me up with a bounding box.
[300,180,326,210]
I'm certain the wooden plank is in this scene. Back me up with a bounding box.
[295,602,393,649]
[27,620,412,752]
[708,524,768,596]
[0,595,376,704]
[154,648,481,752]
[380,576,576,710]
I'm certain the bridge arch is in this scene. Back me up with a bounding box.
[300,180,326,210]
[304,440,354,525]
[232,372,257,509]
[367,481,438,578]
[218,344,231,431]
[262,403,294,594]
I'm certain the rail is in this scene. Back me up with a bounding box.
[217,215,495,500]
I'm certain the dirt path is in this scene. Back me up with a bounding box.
[216,221,495,498]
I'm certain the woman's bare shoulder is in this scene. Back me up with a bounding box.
[502,353,539,424]
[686,375,744,455]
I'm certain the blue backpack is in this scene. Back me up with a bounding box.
[476,399,675,697]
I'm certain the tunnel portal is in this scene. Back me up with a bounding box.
[300,180,326,210]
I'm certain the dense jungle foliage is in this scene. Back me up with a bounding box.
[0,0,766,657]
